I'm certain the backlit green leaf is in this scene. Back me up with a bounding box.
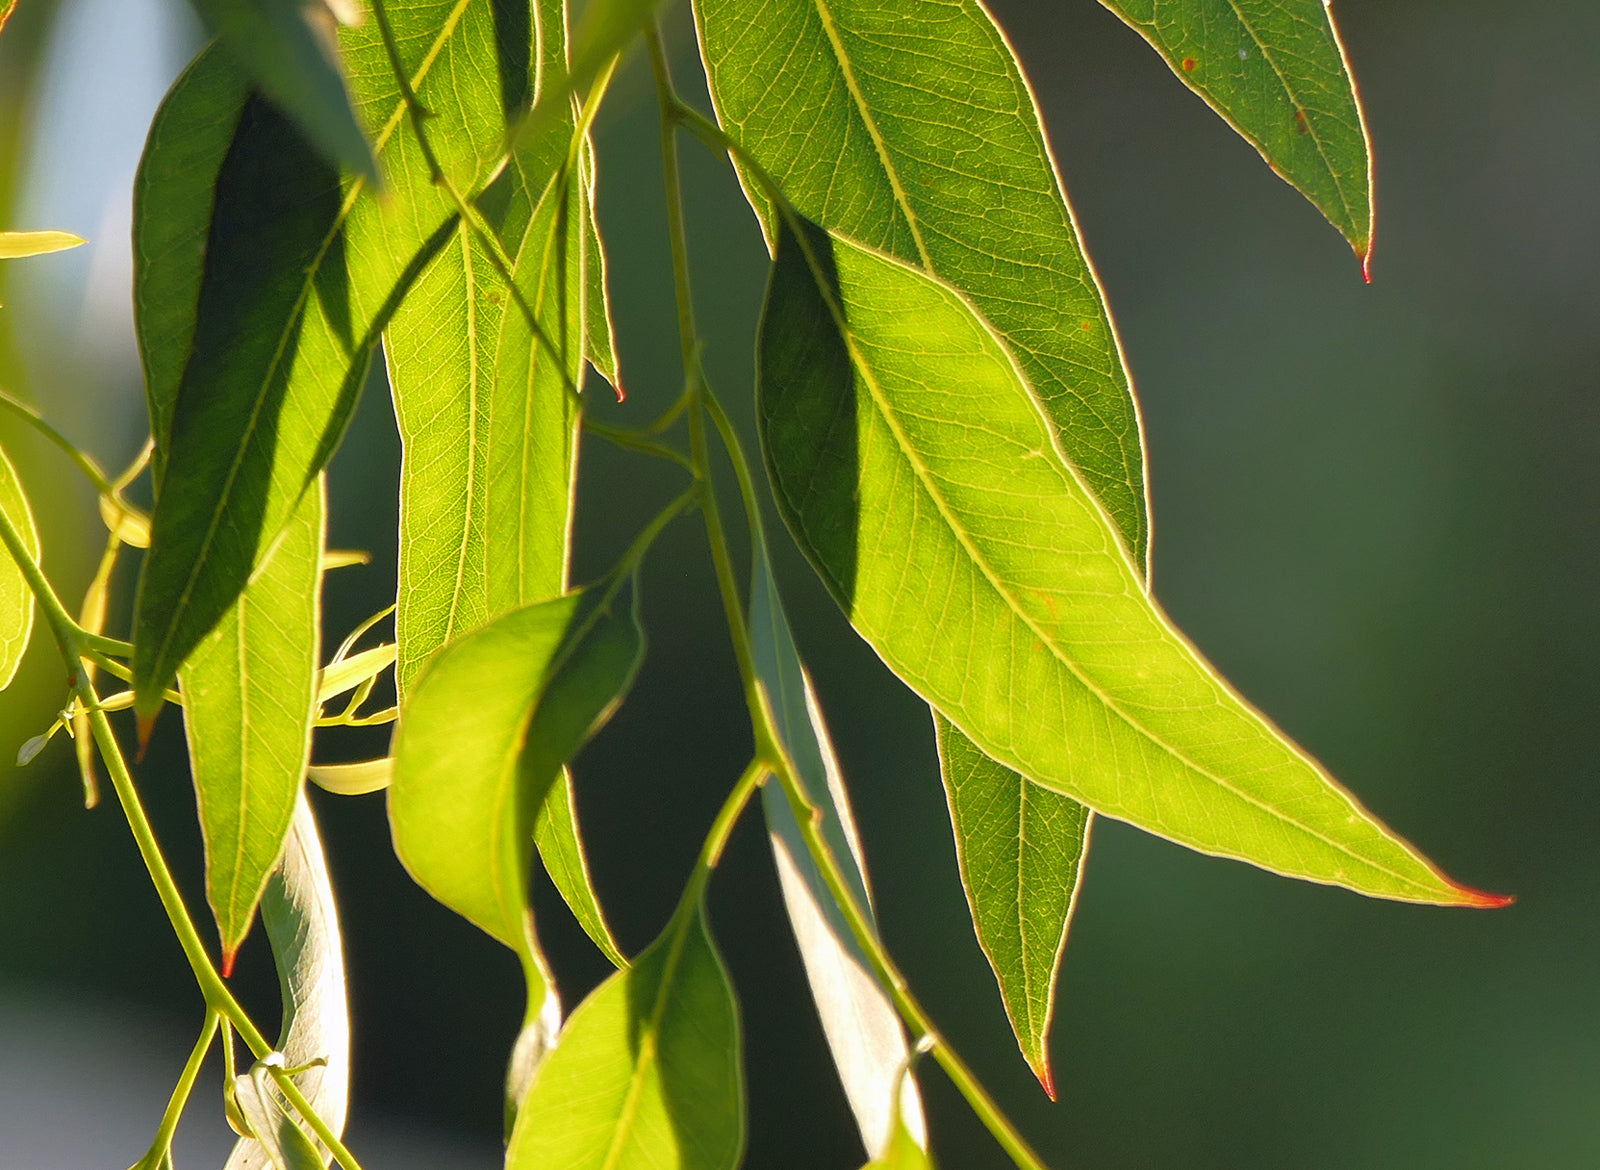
[758,219,1492,907]
[862,1095,935,1170]
[0,229,85,259]
[750,540,926,1159]
[1099,0,1374,263]
[182,478,324,965]
[0,443,38,691]
[935,712,1088,1097]
[189,0,378,180]
[507,900,744,1170]
[226,792,350,1169]
[534,767,628,969]
[696,0,1147,564]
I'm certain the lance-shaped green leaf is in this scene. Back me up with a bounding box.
[0,444,38,691]
[758,220,1499,908]
[0,230,85,259]
[935,712,1089,1098]
[750,541,926,1159]
[133,11,498,718]
[226,792,350,1169]
[1098,0,1374,265]
[695,0,1147,565]
[534,768,628,969]
[507,900,744,1170]
[182,478,324,969]
[188,0,377,180]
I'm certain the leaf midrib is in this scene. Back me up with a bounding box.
[148,0,476,685]
[836,267,1429,897]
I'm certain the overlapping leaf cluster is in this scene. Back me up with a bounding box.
[0,0,1505,1168]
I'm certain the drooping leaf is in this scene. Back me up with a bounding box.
[758,219,1495,907]
[0,442,38,691]
[695,0,1147,565]
[390,582,643,951]
[132,47,249,483]
[188,0,378,180]
[182,479,324,966]
[1098,0,1374,264]
[534,767,628,969]
[750,541,926,1159]
[308,756,393,796]
[507,900,744,1170]
[0,229,85,259]
[935,713,1089,1097]
[132,20,480,717]
[226,792,350,1169]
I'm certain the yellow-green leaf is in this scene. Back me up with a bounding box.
[0,443,39,691]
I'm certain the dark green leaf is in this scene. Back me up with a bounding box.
[1099,0,1374,263]
[935,713,1088,1097]
[696,0,1147,564]
[226,793,349,1169]
[758,219,1492,907]
[189,0,377,180]
[0,442,39,691]
[182,478,324,966]
[507,901,744,1170]
[750,541,926,1158]
[534,767,628,969]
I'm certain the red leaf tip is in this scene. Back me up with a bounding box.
[135,711,158,762]
[1033,1060,1057,1101]
[1453,882,1515,909]
[220,949,238,979]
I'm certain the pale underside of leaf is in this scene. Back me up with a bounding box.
[226,792,350,1169]
[1099,0,1374,261]
[183,478,324,963]
[506,903,744,1170]
[759,224,1487,907]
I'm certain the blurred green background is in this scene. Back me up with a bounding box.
[0,0,1595,1166]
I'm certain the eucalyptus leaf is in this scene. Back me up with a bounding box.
[226,792,350,1169]
[935,712,1089,1097]
[695,0,1147,564]
[182,478,324,966]
[1099,0,1374,263]
[534,767,628,969]
[750,541,926,1158]
[308,756,392,796]
[189,0,378,180]
[758,219,1494,907]
[0,229,85,259]
[0,442,38,691]
[506,900,744,1170]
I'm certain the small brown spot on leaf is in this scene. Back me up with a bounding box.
[1181,57,1197,72]
[1295,109,1310,135]
[1080,320,1093,331]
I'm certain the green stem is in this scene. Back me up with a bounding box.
[683,758,766,910]
[582,416,696,473]
[133,1010,220,1170]
[0,386,117,496]
[647,53,1052,1170]
[272,1066,366,1170]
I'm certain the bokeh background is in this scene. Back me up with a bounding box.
[0,0,1595,1166]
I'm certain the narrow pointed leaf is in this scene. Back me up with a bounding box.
[750,542,926,1158]
[0,443,38,691]
[507,901,744,1170]
[696,0,1147,564]
[758,220,1490,907]
[580,140,621,392]
[534,767,628,969]
[182,478,324,963]
[308,756,393,796]
[0,230,85,259]
[935,713,1088,1097]
[1098,0,1373,262]
[226,792,350,1169]
[389,584,643,953]
[189,0,378,180]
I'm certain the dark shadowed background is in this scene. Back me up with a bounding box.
[0,0,1595,1166]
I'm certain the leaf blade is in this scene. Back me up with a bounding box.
[757,220,1487,907]
[0,230,86,259]
[0,443,38,691]
[534,767,628,969]
[1098,0,1374,261]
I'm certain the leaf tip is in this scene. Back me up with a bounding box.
[1452,882,1515,909]
[1360,247,1374,284]
[220,946,238,979]
[1033,1059,1058,1101]
[134,708,159,760]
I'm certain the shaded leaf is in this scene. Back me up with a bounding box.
[0,229,85,259]
[935,713,1088,1097]
[758,219,1493,907]
[1099,0,1373,262]
[507,901,744,1170]
[226,792,350,1169]
[182,479,324,965]
[534,767,628,968]
[189,0,378,180]
[750,541,926,1158]
[696,0,1147,564]
[0,442,38,691]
